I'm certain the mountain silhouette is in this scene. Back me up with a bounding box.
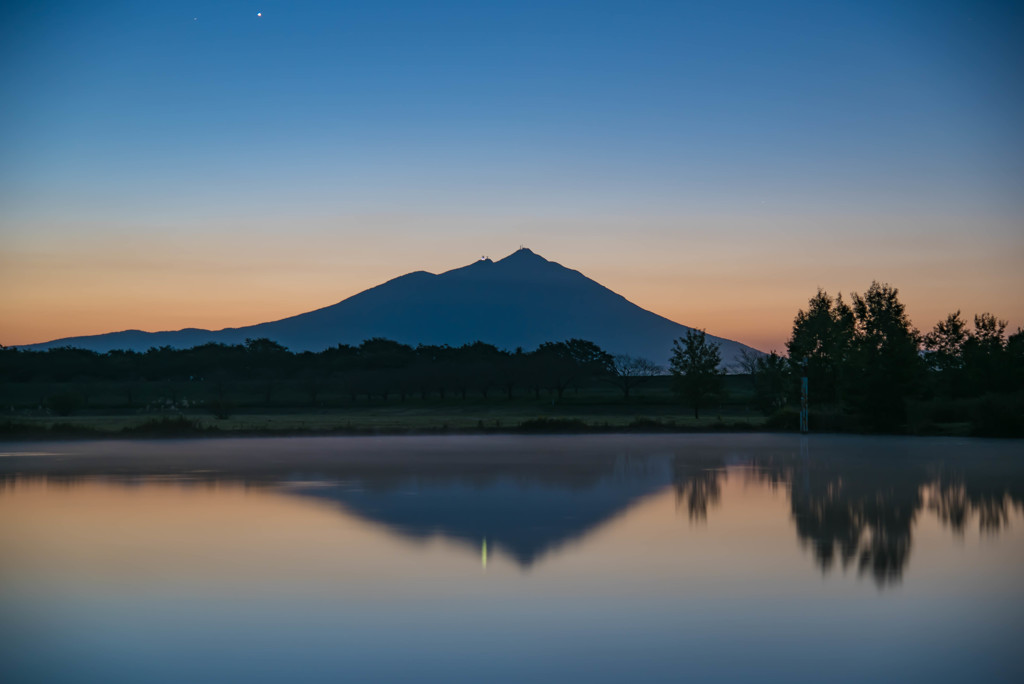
[286,460,671,568]
[0,435,675,569]
[22,248,761,366]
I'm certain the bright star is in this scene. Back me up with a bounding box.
[257,12,262,17]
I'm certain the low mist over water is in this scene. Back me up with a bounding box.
[2,434,1022,683]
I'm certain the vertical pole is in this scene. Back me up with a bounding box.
[799,357,809,434]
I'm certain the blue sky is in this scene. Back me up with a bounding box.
[1,0,1022,348]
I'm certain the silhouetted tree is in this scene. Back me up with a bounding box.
[923,311,970,397]
[963,313,1009,395]
[533,342,577,400]
[245,338,290,405]
[1007,328,1024,391]
[360,338,415,370]
[300,370,326,406]
[846,282,923,429]
[923,311,969,373]
[46,392,83,416]
[458,342,503,399]
[786,289,855,406]
[495,352,525,399]
[670,329,723,419]
[739,349,790,414]
[605,355,660,399]
[562,339,613,374]
[108,349,143,407]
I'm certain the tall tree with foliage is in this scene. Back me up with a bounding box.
[244,337,291,405]
[786,289,855,406]
[739,349,790,415]
[562,339,614,372]
[963,313,1009,395]
[670,329,723,419]
[606,355,661,399]
[848,282,923,430]
[533,339,612,399]
[923,311,968,372]
[923,311,969,396]
[1007,328,1024,392]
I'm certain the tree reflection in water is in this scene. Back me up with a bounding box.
[925,470,1024,535]
[2,436,1022,588]
[672,464,723,522]
[671,445,1024,587]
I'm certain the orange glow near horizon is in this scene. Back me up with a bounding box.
[2,213,1022,351]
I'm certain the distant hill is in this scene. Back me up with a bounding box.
[20,248,763,368]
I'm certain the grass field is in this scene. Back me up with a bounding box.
[1,374,774,437]
[3,374,1003,438]
[2,403,769,437]
[0,374,775,436]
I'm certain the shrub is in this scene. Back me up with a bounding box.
[764,408,861,433]
[206,398,235,420]
[518,417,588,432]
[969,393,1024,437]
[627,417,672,430]
[125,416,203,435]
[46,393,83,417]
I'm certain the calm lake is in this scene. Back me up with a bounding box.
[2,434,1022,683]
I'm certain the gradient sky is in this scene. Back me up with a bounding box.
[2,0,1022,351]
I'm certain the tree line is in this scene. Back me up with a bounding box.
[605,281,1021,431]
[0,338,664,415]
[740,281,1024,434]
[3,280,1021,434]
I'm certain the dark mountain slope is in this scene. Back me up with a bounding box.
[22,248,762,367]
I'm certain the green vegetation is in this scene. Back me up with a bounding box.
[669,329,724,419]
[2,283,1021,438]
[776,282,1023,436]
[0,370,767,438]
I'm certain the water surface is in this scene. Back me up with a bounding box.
[2,434,1022,683]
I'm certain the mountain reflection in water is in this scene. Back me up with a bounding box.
[2,434,1021,586]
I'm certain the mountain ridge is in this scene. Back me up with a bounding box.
[19,248,763,367]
